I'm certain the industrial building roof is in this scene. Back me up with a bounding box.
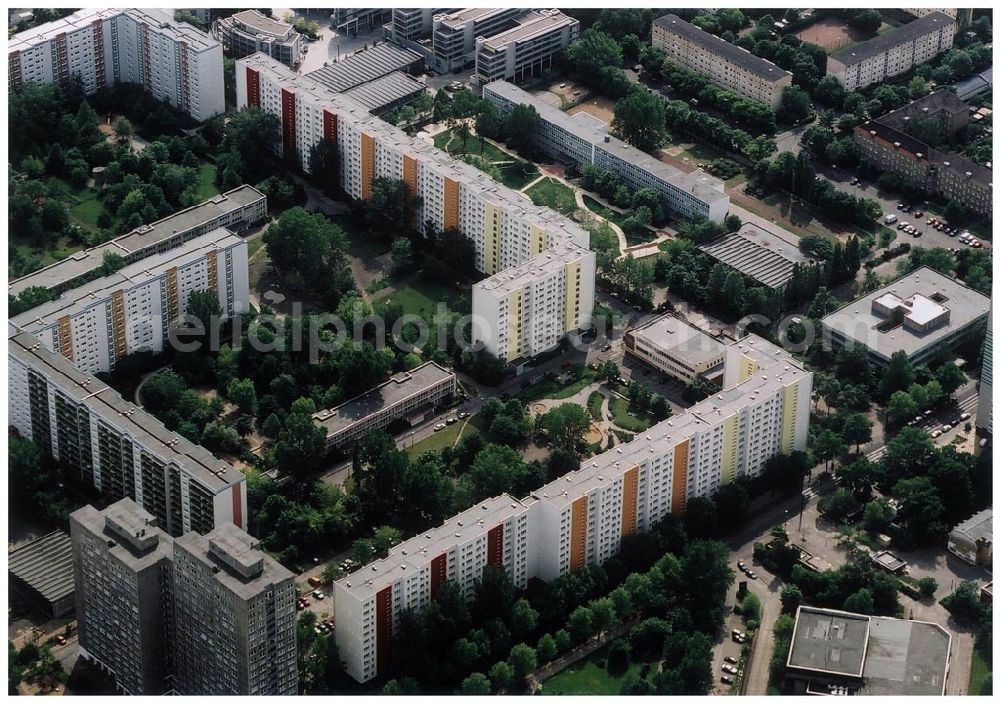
[312,362,455,438]
[699,222,814,288]
[9,531,76,609]
[951,508,993,543]
[305,43,423,94]
[11,229,242,335]
[175,523,293,598]
[337,494,530,599]
[953,67,993,100]
[631,314,726,367]
[830,11,956,66]
[820,267,990,360]
[9,186,265,297]
[341,71,426,112]
[653,13,791,83]
[8,329,244,493]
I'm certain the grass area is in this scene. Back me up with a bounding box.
[541,642,650,695]
[328,214,391,257]
[608,396,652,433]
[526,177,578,217]
[517,367,596,403]
[969,646,991,696]
[435,128,540,191]
[383,279,467,318]
[496,162,540,190]
[247,237,266,260]
[405,419,475,458]
[588,221,621,257]
[583,195,629,229]
[194,163,220,201]
[587,392,605,421]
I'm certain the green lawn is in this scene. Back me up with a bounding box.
[541,642,650,695]
[969,646,992,696]
[587,392,605,421]
[405,419,475,458]
[516,367,596,403]
[435,128,540,190]
[588,221,621,257]
[381,279,467,318]
[526,177,578,217]
[609,396,652,432]
[247,237,266,260]
[68,196,103,229]
[497,162,540,190]
[582,195,629,229]
[194,163,220,201]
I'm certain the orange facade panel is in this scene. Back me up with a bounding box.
[56,316,73,361]
[443,177,460,231]
[110,290,126,358]
[205,252,218,293]
[621,466,638,537]
[570,496,588,572]
[671,440,689,515]
[403,154,418,226]
[360,132,375,200]
[165,268,179,322]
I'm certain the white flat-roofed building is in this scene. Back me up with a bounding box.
[213,10,301,68]
[976,311,991,433]
[431,7,522,73]
[12,230,249,374]
[820,266,990,365]
[335,494,534,682]
[472,241,596,362]
[826,11,956,91]
[172,524,298,695]
[474,10,579,85]
[333,333,812,682]
[9,185,266,300]
[624,314,726,384]
[237,54,595,361]
[8,7,224,121]
[484,80,729,223]
[652,13,792,110]
[9,328,248,537]
[312,362,456,448]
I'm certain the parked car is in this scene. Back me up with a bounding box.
[912,230,922,238]
[737,560,746,571]
[721,675,734,685]
[312,590,325,600]
[914,210,924,218]
[942,424,952,432]
[731,630,746,643]
[961,412,971,421]
[722,664,738,675]
[307,576,322,588]
[724,656,738,664]
[446,416,457,425]
[747,570,758,579]
[457,411,469,419]
[931,430,942,438]
[434,423,445,431]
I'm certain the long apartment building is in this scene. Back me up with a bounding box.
[826,11,956,91]
[334,333,812,681]
[9,185,266,299]
[431,8,523,72]
[312,361,456,449]
[9,328,247,537]
[236,53,594,361]
[213,10,301,68]
[474,9,579,85]
[484,80,730,223]
[652,14,792,110]
[853,91,992,217]
[8,7,224,121]
[71,500,297,695]
[12,230,249,374]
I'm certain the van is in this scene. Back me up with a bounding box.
[307,576,322,588]
[884,214,897,225]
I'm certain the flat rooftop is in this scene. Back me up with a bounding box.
[230,9,295,37]
[480,10,576,48]
[473,240,592,295]
[337,494,530,598]
[9,329,243,493]
[872,550,907,571]
[831,11,955,66]
[71,500,174,571]
[788,606,870,677]
[699,222,814,288]
[631,313,725,367]
[9,185,264,297]
[305,43,423,94]
[11,230,242,335]
[435,8,509,29]
[175,523,292,598]
[654,13,791,83]
[9,530,75,608]
[821,267,990,359]
[341,71,425,112]
[312,361,455,437]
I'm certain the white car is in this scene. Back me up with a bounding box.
[931,430,942,439]
[433,423,446,431]
[961,412,971,421]
[942,424,952,432]
[722,664,738,675]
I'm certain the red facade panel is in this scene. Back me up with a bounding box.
[375,586,393,674]
[323,109,337,142]
[281,88,296,155]
[245,67,260,107]
[430,553,447,599]
[231,483,243,529]
[487,525,503,568]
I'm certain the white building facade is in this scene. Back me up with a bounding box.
[474,10,579,85]
[8,7,224,121]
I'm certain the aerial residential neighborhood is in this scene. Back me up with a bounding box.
[6,6,993,698]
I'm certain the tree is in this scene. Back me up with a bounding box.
[812,429,846,471]
[843,587,875,614]
[779,85,811,122]
[461,673,491,695]
[185,289,223,328]
[263,207,352,302]
[218,107,280,186]
[608,638,632,673]
[508,642,538,679]
[886,391,918,426]
[390,237,415,274]
[590,597,617,639]
[272,412,328,486]
[112,115,132,144]
[935,362,966,396]
[475,101,505,141]
[613,88,667,152]
[505,104,541,154]
[465,445,532,502]
[917,577,938,598]
[940,581,988,627]
[226,378,258,415]
[540,403,592,454]
[596,360,620,383]
[894,477,947,545]
[780,584,803,613]
[840,413,873,453]
[818,488,860,522]
[567,28,623,77]
[814,75,846,109]
[400,454,454,528]
[488,661,514,692]
[536,634,557,663]
[862,497,894,534]
[372,525,403,555]
[568,605,595,643]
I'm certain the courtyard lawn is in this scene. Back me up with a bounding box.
[969,647,991,696]
[68,196,104,229]
[587,391,605,421]
[526,177,578,217]
[382,279,467,318]
[405,419,476,458]
[609,396,652,433]
[435,128,540,190]
[582,195,629,229]
[193,163,220,201]
[516,368,596,403]
[496,162,540,190]
[541,642,650,695]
